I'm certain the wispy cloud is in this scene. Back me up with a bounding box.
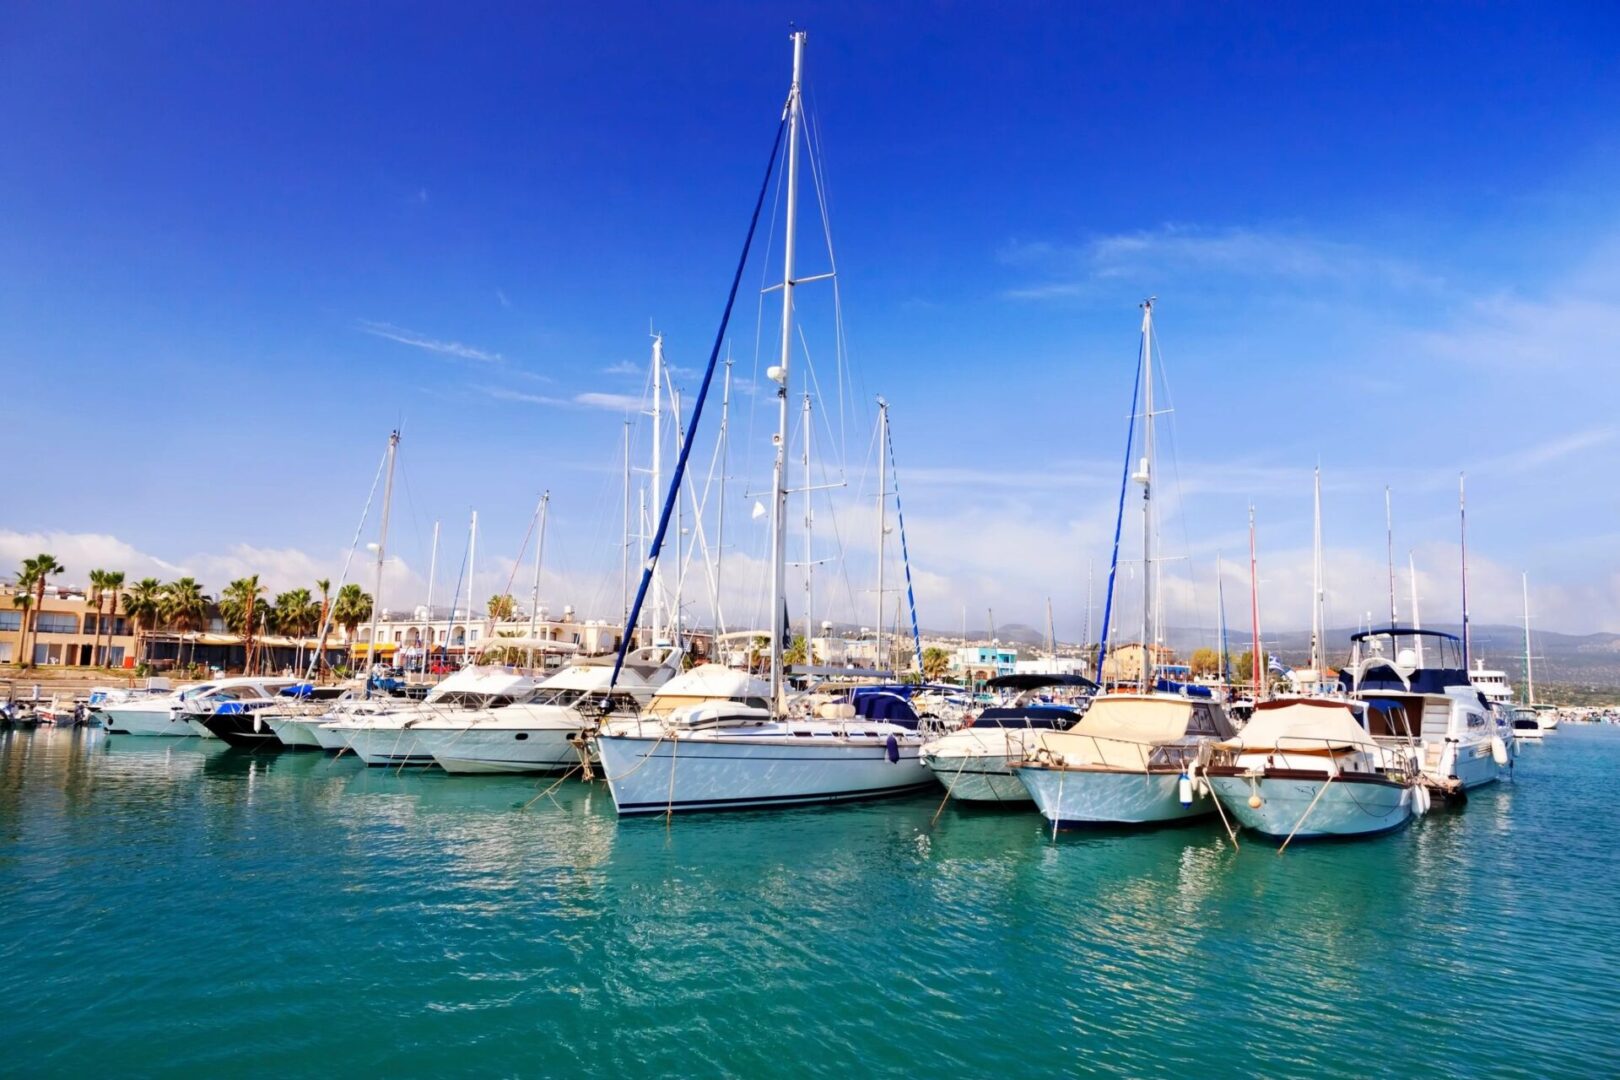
[478,386,568,407]
[602,360,643,377]
[359,320,504,364]
[1000,224,1442,301]
[496,288,511,308]
[575,391,643,411]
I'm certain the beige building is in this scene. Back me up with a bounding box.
[1,585,137,667]
[1099,642,1179,683]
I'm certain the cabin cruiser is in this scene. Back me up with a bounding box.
[410,648,681,775]
[922,673,1095,802]
[1338,628,1507,794]
[594,664,933,815]
[1202,698,1426,841]
[1013,688,1236,827]
[102,679,256,737]
[319,664,544,766]
[184,679,307,746]
[1469,660,1517,709]
[1511,706,1547,740]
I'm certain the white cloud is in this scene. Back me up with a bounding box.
[358,320,505,364]
[574,391,643,411]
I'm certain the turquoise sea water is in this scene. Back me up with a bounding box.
[3,726,1618,1077]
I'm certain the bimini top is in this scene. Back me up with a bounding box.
[986,673,1099,692]
[1338,627,1472,697]
[1349,627,1461,644]
[1219,698,1375,753]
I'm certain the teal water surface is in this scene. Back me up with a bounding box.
[3,726,1618,1077]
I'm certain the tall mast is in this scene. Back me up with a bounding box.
[1045,597,1056,660]
[717,358,732,625]
[875,398,888,674]
[365,429,399,690]
[650,333,665,644]
[802,389,813,654]
[1409,551,1424,665]
[1523,571,1535,706]
[1311,467,1325,674]
[527,491,550,660]
[1385,486,1398,626]
[1249,504,1261,699]
[767,29,805,712]
[1084,557,1094,661]
[423,518,439,673]
[621,420,631,623]
[1459,472,1471,669]
[465,509,478,666]
[1216,556,1228,685]
[1136,298,1156,688]
[672,383,684,645]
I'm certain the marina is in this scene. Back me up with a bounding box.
[6,6,1620,1076]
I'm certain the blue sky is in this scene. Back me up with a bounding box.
[4,2,1620,641]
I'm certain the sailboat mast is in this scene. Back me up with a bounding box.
[1459,472,1471,669]
[875,398,887,674]
[768,29,806,711]
[1045,597,1056,660]
[802,390,813,655]
[650,333,665,644]
[365,430,399,687]
[528,491,550,646]
[1523,571,1535,706]
[717,358,732,622]
[621,420,631,623]
[1216,556,1228,685]
[1249,504,1261,699]
[673,384,684,645]
[1138,299,1155,689]
[423,518,439,673]
[1311,467,1324,673]
[1409,551,1424,665]
[1385,486,1398,626]
[465,509,478,666]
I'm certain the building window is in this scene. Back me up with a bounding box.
[35,613,79,634]
[0,611,21,631]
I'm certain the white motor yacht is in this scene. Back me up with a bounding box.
[1014,692,1236,827]
[413,648,681,775]
[1203,698,1425,841]
[102,679,253,737]
[322,665,543,766]
[1339,628,1508,794]
[922,673,1094,803]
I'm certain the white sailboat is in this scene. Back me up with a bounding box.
[1014,300,1238,827]
[594,31,934,815]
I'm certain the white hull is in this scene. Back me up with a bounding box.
[265,717,325,749]
[922,729,1038,803]
[1014,766,1210,826]
[1448,741,1500,789]
[103,709,192,737]
[338,724,437,767]
[1514,728,1545,741]
[1209,774,1413,840]
[422,726,584,774]
[596,731,935,815]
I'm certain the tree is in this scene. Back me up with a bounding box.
[123,578,164,664]
[332,583,373,641]
[220,576,266,672]
[273,588,318,639]
[1231,651,1255,689]
[91,570,125,667]
[1190,647,1221,678]
[14,553,65,668]
[161,578,211,668]
[313,577,332,673]
[88,570,109,669]
[487,593,516,621]
[783,635,808,666]
[922,646,951,681]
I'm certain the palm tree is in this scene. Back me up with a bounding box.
[332,583,373,643]
[161,578,211,668]
[9,578,33,668]
[220,576,266,672]
[487,593,516,621]
[273,588,318,638]
[313,577,332,674]
[100,571,125,666]
[14,554,65,668]
[123,577,163,665]
[922,646,951,682]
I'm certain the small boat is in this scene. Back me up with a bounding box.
[1203,698,1426,841]
[103,681,234,736]
[1014,691,1236,827]
[1511,707,1546,740]
[922,673,1094,803]
[192,680,321,748]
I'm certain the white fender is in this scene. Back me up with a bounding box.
[1178,772,1193,807]
[1413,784,1430,816]
[1491,736,1510,767]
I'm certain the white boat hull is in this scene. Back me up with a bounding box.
[1209,774,1413,840]
[596,732,935,815]
[1014,766,1209,827]
[421,726,584,775]
[922,729,1038,803]
[103,709,192,737]
[338,724,437,767]
[265,717,325,749]
[313,722,353,752]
